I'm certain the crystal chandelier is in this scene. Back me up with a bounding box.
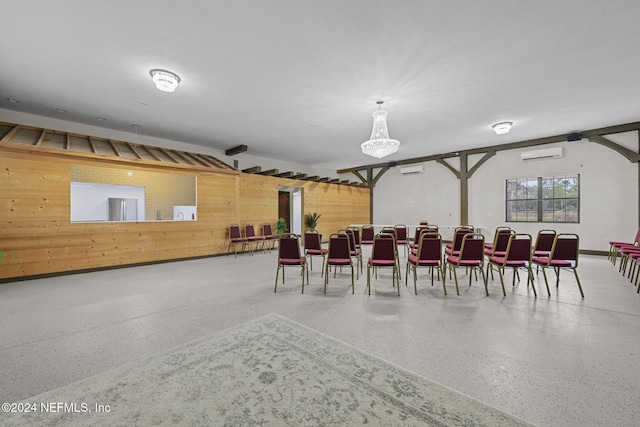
[149,69,181,92]
[361,101,400,159]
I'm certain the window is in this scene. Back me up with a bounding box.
[506,174,579,223]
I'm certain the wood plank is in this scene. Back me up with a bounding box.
[125,141,143,159]
[156,147,180,163]
[183,152,211,167]
[170,150,197,165]
[87,136,98,153]
[35,129,48,146]
[107,139,121,156]
[0,124,22,142]
[141,145,162,161]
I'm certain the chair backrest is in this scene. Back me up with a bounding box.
[425,225,439,233]
[550,233,579,265]
[451,227,472,251]
[394,225,408,241]
[328,233,351,260]
[534,229,556,252]
[262,223,274,237]
[371,234,396,261]
[505,234,532,262]
[459,233,485,261]
[493,229,516,252]
[304,231,321,250]
[361,225,375,242]
[344,229,358,252]
[419,220,429,226]
[245,224,257,238]
[348,227,361,246]
[278,234,301,260]
[229,224,242,239]
[417,233,442,261]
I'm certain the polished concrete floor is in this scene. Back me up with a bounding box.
[1,246,639,426]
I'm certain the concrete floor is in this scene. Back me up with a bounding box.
[1,246,639,426]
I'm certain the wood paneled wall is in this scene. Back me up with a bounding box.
[0,146,370,280]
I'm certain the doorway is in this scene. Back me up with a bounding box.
[278,191,290,233]
[278,186,302,235]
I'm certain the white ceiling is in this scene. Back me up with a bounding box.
[2,0,640,170]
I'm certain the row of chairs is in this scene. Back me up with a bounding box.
[227,223,278,257]
[274,225,584,298]
[608,228,640,293]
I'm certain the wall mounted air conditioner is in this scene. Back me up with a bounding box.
[520,147,563,161]
[400,165,424,175]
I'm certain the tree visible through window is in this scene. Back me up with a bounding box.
[506,174,579,223]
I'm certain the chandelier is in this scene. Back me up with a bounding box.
[149,69,181,93]
[361,101,400,159]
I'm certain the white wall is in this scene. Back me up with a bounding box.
[368,134,638,252]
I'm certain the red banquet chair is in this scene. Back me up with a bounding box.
[262,223,278,251]
[227,224,250,257]
[274,233,308,293]
[486,233,540,297]
[324,233,354,294]
[367,234,400,295]
[360,225,375,245]
[304,230,328,274]
[445,233,486,296]
[406,232,446,295]
[608,228,640,265]
[531,233,584,297]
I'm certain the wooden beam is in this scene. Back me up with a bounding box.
[107,139,121,156]
[274,171,294,178]
[125,141,143,159]
[171,150,197,166]
[257,169,279,176]
[87,136,98,153]
[352,170,367,184]
[142,145,162,161]
[589,135,640,163]
[290,173,307,179]
[183,151,211,167]
[0,124,21,142]
[306,175,320,181]
[467,151,496,177]
[157,147,179,163]
[35,129,48,146]
[371,167,389,186]
[225,144,247,156]
[318,177,331,182]
[65,134,71,150]
[242,166,262,173]
[435,157,460,178]
[330,178,340,183]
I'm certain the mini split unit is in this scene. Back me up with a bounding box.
[520,147,563,161]
[400,165,424,175]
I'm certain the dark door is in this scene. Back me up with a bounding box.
[278,191,290,233]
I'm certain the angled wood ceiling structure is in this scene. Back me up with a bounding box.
[0,122,367,186]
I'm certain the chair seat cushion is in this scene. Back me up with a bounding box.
[306,249,328,255]
[368,259,396,266]
[446,256,480,267]
[408,255,439,267]
[488,256,527,267]
[327,258,351,265]
[280,258,306,265]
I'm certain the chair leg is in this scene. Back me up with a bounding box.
[367,264,371,295]
[274,265,280,292]
[573,268,584,297]
[526,266,537,297]
[452,267,460,295]
[497,267,506,296]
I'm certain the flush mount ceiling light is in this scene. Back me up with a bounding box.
[361,101,400,159]
[492,121,513,135]
[149,69,181,92]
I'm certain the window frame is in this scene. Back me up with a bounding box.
[505,174,580,223]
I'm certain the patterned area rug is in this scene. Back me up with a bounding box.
[4,313,531,426]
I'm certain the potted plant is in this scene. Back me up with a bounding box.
[275,218,288,236]
[305,212,321,231]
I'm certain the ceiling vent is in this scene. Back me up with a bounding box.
[520,147,563,161]
[400,165,424,175]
